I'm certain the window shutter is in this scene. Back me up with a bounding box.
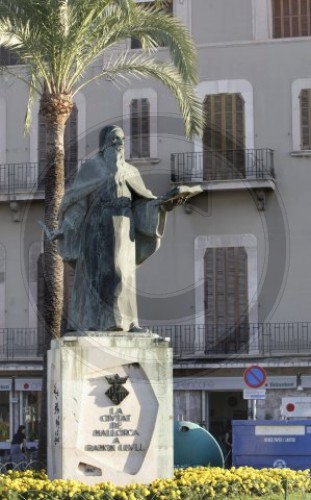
[0,47,20,65]
[131,99,139,158]
[37,253,45,329]
[204,247,249,351]
[38,115,47,189]
[141,98,150,157]
[130,98,150,158]
[272,0,311,38]
[203,93,245,179]
[300,89,311,149]
[64,104,78,186]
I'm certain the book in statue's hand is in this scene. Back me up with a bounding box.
[160,185,203,204]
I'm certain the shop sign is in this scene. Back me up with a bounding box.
[0,379,12,391]
[281,397,311,418]
[15,379,42,391]
[174,376,298,391]
[265,377,296,389]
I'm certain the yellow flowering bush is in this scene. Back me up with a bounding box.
[0,466,310,499]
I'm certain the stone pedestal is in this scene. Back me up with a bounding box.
[47,332,173,485]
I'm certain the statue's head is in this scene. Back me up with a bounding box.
[99,125,125,164]
[99,125,123,148]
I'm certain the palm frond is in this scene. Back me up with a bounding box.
[74,51,202,138]
[129,3,198,84]
[0,0,201,136]
[24,73,36,133]
[62,1,197,88]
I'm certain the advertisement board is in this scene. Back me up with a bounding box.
[281,397,311,418]
[233,420,311,470]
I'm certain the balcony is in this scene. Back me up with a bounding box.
[0,161,82,201]
[171,149,276,203]
[0,328,43,361]
[2,322,309,363]
[0,163,44,201]
[152,322,311,360]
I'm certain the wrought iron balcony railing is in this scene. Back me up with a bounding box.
[0,328,44,360]
[2,322,310,361]
[151,322,311,359]
[0,161,83,197]
[0,163,41,195]
[171,149,275,184]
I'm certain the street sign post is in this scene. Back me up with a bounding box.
[243,365,267,420]
[243,389,266,400]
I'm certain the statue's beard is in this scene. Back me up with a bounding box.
[104,147,124,167]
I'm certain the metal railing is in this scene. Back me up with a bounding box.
[171,148,275,183]
[0,161,83,196]
[0,328,44,360]
[0,163,41,195]
[1,322,311,361]
[151,322,311,359]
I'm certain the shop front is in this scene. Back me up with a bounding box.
[0,378,42,458]
[173,374,311,454]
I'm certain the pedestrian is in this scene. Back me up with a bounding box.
[224,422,232,467]
[10,425,26,469]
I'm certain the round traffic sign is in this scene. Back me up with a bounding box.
[243,365,267,388]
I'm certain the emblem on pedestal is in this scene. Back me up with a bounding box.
[105,374,129,405]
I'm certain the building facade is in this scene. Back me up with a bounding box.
[1,0,311,452]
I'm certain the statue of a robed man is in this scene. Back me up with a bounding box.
[52,125,201,333]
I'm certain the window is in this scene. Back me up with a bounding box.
[38,104,78,188]
[23,391,41,441]
[300,89,311,149]
[0,392,10,440]
[204,247,249,326]
[28,242,43,329]
[0,244,5,329]
[37,253,45,331]
[131,0,173,49]
[203,93,245,179]
[123,88,157,159]
[204,246,249,351]
[0,47,20,66]
[130,98,150,158]
[272,0,311,38]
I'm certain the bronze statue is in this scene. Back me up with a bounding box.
[50,125,201,333]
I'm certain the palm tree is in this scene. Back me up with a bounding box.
[0,0,202,463]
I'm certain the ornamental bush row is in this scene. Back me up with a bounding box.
[0,466,310,499]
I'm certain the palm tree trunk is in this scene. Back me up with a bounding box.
[38,92,73,466]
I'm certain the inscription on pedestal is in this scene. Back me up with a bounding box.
[85,407,144,452]
[53,383,60,445]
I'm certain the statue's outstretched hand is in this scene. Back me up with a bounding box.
[159,197,187,212]
[158,185,202,212]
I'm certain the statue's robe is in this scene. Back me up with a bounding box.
[58,155,167,332]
